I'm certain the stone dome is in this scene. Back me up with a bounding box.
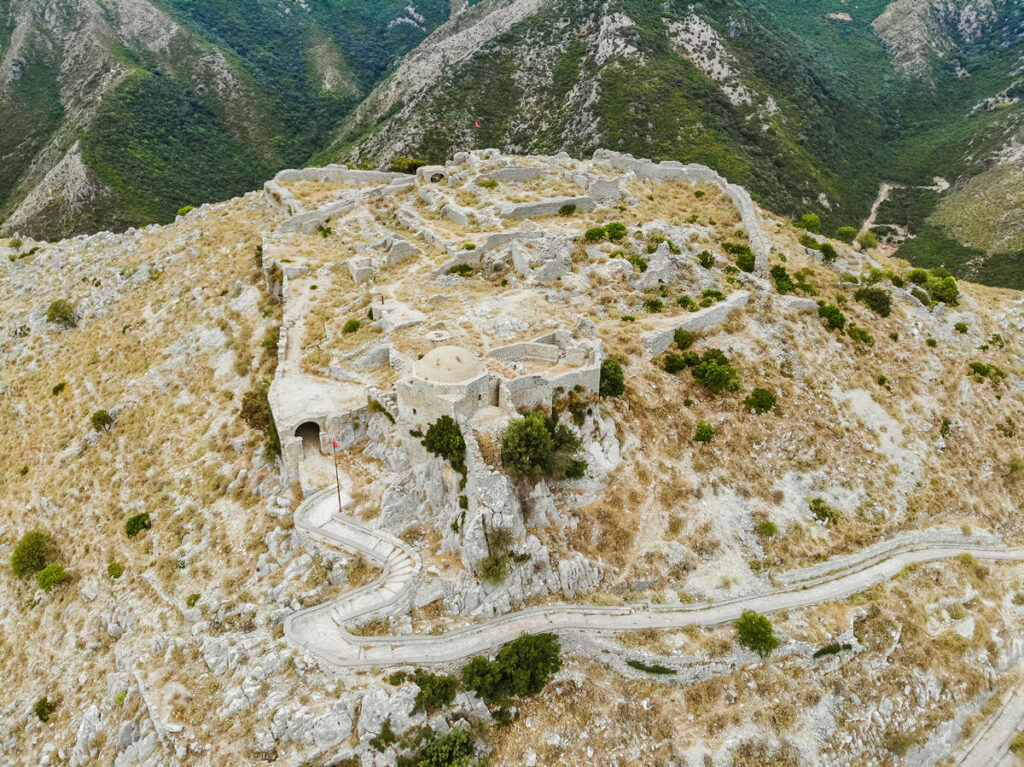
[413,346,484,384]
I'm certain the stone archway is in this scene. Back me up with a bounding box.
[295,422,322,457]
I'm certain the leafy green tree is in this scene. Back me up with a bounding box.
[797,213,821,233]
[674,328,694,350]
[693,421,714,443]
[422,416,466,467]
[664,354,688,374]
[692,349,739,394]
[744,388,777,414]
[857,230,879,250]
[819,242,839,262]
[734,610,779,657]
[411,673,458,715]
[414,727,479,767]
[125,513,152,538]
[500,411,584,481]
[599,358,625,397]
[11,530,56,578]
[854,286,892,317]
[835,227,857,243]
[462,633,562,705]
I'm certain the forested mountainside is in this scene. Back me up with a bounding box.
[329,0,1024,287]
[0,0,450,238]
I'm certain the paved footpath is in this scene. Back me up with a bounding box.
[953,665,1024,766]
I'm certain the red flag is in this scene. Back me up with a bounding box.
[332,440,340,450]
[474,121,481,129]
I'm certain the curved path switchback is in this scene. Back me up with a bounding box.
[283,487,1024,673]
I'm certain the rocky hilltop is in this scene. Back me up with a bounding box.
[2,150,1024,765]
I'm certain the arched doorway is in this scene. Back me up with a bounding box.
[295,422,322,457]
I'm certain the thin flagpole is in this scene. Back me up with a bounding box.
[332,440,343,513]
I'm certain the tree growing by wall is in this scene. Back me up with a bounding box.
[422,416,466,471]
[599,358,625,397]
[501,410,585,481]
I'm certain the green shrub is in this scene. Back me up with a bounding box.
[388,156,425,173]
[692,349,739,394]
[91,410,114,432]
[677,295,698,310]
[125,513,152,538]
[369,718,397,752]
[697,250,715,269]
[736,250,756,273]
[37,563,67,593]
[693,422,715,443]
[911,286,931,305]
[847,325,875,346]
[411,672,458,715]
[46,299,77,329]
[240,384,280,458]
[926,337,937,348]
[819,242,839,262]
[809,498,838,524]
[176,205,195,217]
[835,227,857,244]
[907,268,929,285]
[702,289,725,301]
[797,213,821,233]
[477,178,499,189]
[674,328,694,350]
[734,610,779,657]
[342,319,361,334]
[854,286,892,317]
[185,593,200,608]
[770,265,795,294]
[558,204,577,217]
[413,727,478,766]
[584,226,607,242]
[626,253,648,272]
[818,304,846,331]
[626,659,676,675]
[11,530,56,578]
[744,388,777,414]
[462,633,562,705]
[478,553,511,584]
[857,230,878,250]
[664,354,688,374]
[422,416,466,468]
[462,243,476,250]
[798,233,821,250]
[51,382,66,396]
[969,362,1006,383]
[114,690,126,706]
[35,698,55,722]
[644,298,663,313]
[500,411,584,481]
[694,190,705,198]
[813,643,852,658]
[605,222,627,241]
[107,562,124,579]
[756,520,777,538]
[955,322,968,334]
[449,263,473,277]
[599,358,625,397]
[926,273,959,305]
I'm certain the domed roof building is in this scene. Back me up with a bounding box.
[413,346,484,385]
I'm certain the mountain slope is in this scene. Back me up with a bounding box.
[0,0,451,239]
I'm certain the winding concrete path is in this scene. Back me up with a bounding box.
[953,666,1024,766]
[284,487,1024,673]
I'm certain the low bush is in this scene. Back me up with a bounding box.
[125,513,152,538]
[369,718,396,752]
[644,298,663,313]
[756,520,777,538]
[692,349,739,394]
[478,553,511,584]
[835,226,857,243]
[605,222,628,241]
[693,421,715,443]
[954,322,968,334]
[107,562,124,579]
[744,388,777,414]
[35,698,55,722]
[854,286,892,317]
[736,250,755,273]
[91,410,114,432]
[584,226,607,242]
[848,325,875,346]
[818,303,846,331]
[177,205,195,217]
[735,610,779,657]
[813,642,852,658]
[809,498,838,525]
[558,204,577,217]
[46,299,77,329]
[477,178,499,189]
[626,253,648,272]
[677,295,697,311]
[798,233,821,250]
[697,250,715,269]
[797,213,821,233]
[969,362,1006,383]
[664,354,688,374]
[411,672,458,715]
[674,328,694,350]
[599,358,625,397]
[819,242,839,262]
[770,265,795,294]
[342,319,361,334]
[37,563,67,593]
[626,659,676,675]
[857,230,878,250]
[240,384,281,457]
[449,263,473,277]
[11,530,56,578]
[388,156,425,173]
[926,337,937,348]
[185,593,200,608]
